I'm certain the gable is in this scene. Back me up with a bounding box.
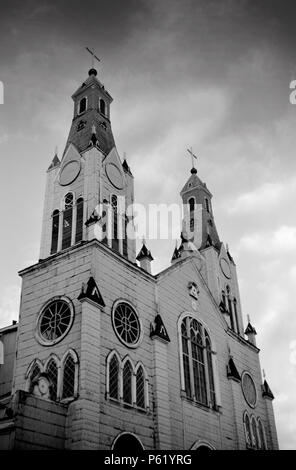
[103,147,127,192]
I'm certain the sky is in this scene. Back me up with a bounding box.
[0,0,296,449]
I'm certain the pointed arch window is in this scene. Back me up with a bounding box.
[109,354,120,400]
[28,361,42,392]
[136,366,145,409]
[122,360,133,405]
[205,331,216,407]
[258,418,267,450]
[62,353,76,400]
[51,209,60,254]
[205,197,210,213]
[251,416,260,449]
[180,316,216,407]
[75,197,84,243]
[62,193,73,250]
[78,97,87,115]
[46,358,58,401]
[243,412,252,447]
[111,195,119,252]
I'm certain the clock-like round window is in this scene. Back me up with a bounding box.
[112,302,141,347]
[36,297,74,346]
[241,372,257,408]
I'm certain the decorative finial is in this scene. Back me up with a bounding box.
[91,123,97,135]
[247,314,251,323]
[187,147,198,174]
[263,369,266,379]
[226,243,229,251]
[85,47,100,76]
[54,146,58,156]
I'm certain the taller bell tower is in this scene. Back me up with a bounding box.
[39,67,136,263]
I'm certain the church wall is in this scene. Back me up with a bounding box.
[13,245,93,393]
[156,258,274,449]
[90,244,156,449]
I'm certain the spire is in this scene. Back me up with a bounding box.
[47,147,60,171]
[64,66,115,156]
[244,316,257,346]
[122,153,133,176]
[262,379,275,400]
[136,240,153,274]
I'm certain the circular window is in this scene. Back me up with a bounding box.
[112,302,141,347]
[241,372,257,408]
[36,297,74,346]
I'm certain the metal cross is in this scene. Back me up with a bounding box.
[187,147,197,169]
[85,47,101,68]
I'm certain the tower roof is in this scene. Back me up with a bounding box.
[64,70,115,157]
[180,171,212,197]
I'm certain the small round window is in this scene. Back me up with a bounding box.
[241,372,257,408]
[112,302,141,348]
[36,297,74,346]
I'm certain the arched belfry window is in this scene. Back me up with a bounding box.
[205,197,210,213]
[75,197,84,243]
[188,197,195,232]
[111,195,119,252]
[226,285,235,331]
[51,209,60,254]
[99,98,106,115]
[78,97,87,115]
[180,316,217,407]
[62,193,74,250]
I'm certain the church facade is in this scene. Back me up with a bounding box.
[0,66,278,450]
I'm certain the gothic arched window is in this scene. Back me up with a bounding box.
[205,197,210,213]
[251,416,260,449]
[108,353,120,400]
[135,365,145,409]
[78,97,87,115]
[99,98,106,115]
[258,418,267,450]
[243,412,252,447]
[61,351,78,400]
[75,197,84,243]
[180,316,216,406]
[27,361,42,392]
[205,331,216,407]
[51,209,59,254]
[122,360,133,405]
[111,195,119,252]
[46,358,58,401]
[62,193,74,250]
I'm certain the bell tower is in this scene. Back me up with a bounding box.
[39,67,136,263]
[178,161,244,336]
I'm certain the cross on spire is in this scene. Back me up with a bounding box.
[187,147,198,170]
[85,47,101,69]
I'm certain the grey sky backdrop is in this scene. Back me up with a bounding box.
[0,0,296,449]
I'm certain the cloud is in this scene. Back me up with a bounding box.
[229,182,284,214]
[239,226,296,255]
